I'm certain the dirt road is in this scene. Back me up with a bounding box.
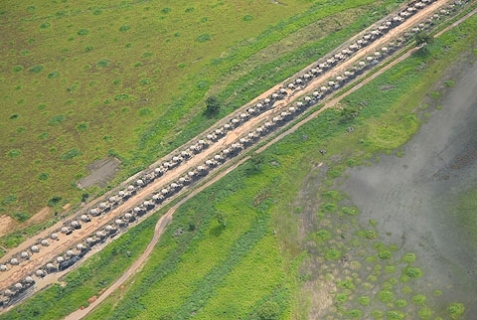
[0,0,456,309]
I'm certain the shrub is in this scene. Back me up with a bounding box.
[404,267,422,278]
[336,293,347,303]
[378,290,394,302]
[358,296,370,306]
[7,149,21,158]
[84,45,93,52]
[197,33,211,43]
[378,250,392,259]
[402,252,416,263]
[119,25,130,32]
[60,148,81,160]
[96,59,110,67]
[29,65,44,74]
[38,172,49,181]
[447,303,465,319]
[48,196,62,207]
[395,299,407,308]
[13,65,23,72]
[49,115,66,125]
[76,122,89,131]
[243,14,253,21]
[325,249,341,260]
[348,309,362,318]
[9,113,19,119]
[40,22,51,29]
[257,301,280,320]
[12,211,30,222]
[161,7,171,14]
[48,71,60,79]
[115,93,129,101]
[418,307,432,319]
[412,294,426,305]
[77,29,89,35]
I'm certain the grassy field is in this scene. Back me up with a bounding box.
[0,0,399,231]
[3,5,476,320]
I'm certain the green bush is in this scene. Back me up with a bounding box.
[257,301,280,320]
[197,33,211,43]
[48,71,60,79]
[447,303,465,319]
[60,148,81,160]
[119,25,130,32]
[404,267,422,278]
[77,29,89,35]
[29,65,44,73]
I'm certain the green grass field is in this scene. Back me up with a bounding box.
[0,0,402,245]
[0,0,315,220]
[3,12,473,320]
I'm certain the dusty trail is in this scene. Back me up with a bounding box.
[0,0,459,311]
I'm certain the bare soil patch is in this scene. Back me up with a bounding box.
[27,207,52,226]
[77,158,121,189]
[0,216,16,238]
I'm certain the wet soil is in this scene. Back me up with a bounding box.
[339,57,477,313]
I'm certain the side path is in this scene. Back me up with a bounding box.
[64,7,477,320]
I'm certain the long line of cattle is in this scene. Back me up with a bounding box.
[0,0,463,308]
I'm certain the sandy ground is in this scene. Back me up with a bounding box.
[339,55,477,314]
[0,216,15,240]
[0,0,455,308]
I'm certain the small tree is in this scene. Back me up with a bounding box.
[205,96,220,115]
[415,31,433,46]
[340,106,359,123]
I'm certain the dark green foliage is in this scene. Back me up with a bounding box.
[12,211,30,222]
[7,149,21,158]
[60,148,81,160]
[404,267,422,278]
[447,303,465,319]
[13,65,23,72]
[114,93,129,101]
[119,25,130,32]
[257,301,280,320]
[38,172,49,181]
[48,114,66,125]
[40,22,51,29]
[96,59,110,67]
[161,7,171,14]
[77,29,89,35]
[76,122,89,131]
[9,113,19,119]
[29,65,44,74]
[205,95,220,115]
[47,196,62,207]
[84,45,93,52]
[243,14,254,21]
[48,71,60,79]
[197,33,211,43]
[415,31,434,46]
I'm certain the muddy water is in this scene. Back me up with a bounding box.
[339,59,477,313]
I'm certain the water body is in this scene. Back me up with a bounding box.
[340,58,477,313]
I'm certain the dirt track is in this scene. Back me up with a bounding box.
[0,0,457,312]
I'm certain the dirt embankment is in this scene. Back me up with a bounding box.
[339,56,477,314]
